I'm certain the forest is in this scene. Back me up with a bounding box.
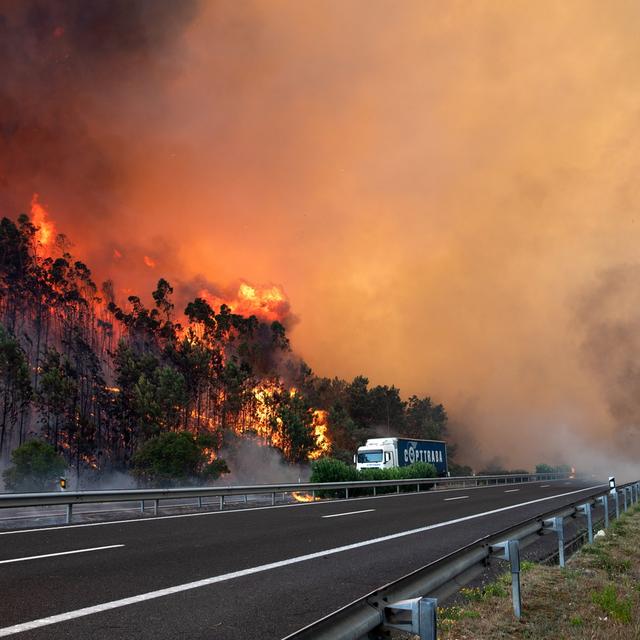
[0,211,452,486]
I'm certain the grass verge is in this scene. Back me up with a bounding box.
[433,504,640,639]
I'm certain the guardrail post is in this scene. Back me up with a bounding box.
[66,503,73,524]
[597,495,609,529]
[153,499,159,516]
[544,517,565,567]
[140,500,144,514]
[373,486,377,496]
[271,492,276,506]
[396,484,400,494]
[382,597,437,640]
[493,540,521,618]
[345,488,349,499]
[197,496,203,508]
[220,495,224,511]
[623,488,628,512]
[312,490,316,500]
[578,503,593,543]
[613,490,620,519]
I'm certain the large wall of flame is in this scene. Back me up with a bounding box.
[3,1,640,467]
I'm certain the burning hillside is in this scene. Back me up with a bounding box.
[0,198,335,477]
[0,195,451,484]
[0,2,461,484]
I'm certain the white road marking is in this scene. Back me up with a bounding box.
[504,489,520,493]
[540,485,550,488]
[0,544,124,565]
[322,509,375,519]
[444,496,469,501]
[0,485,603,637]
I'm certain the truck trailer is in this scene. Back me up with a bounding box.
[355,437,448,476]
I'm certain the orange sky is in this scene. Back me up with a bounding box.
[4,1,640,467]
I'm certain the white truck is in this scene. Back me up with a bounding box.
[355,437,448,476]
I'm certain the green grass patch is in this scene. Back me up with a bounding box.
[438,606,480,621]
[569,615,583,626]
[461,581,507,602]
[591,584,633,624]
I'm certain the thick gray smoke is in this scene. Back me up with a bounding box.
[574,265,640,466]
[0,0,197,211]
[0,0,199,297]
[217,435,310,486]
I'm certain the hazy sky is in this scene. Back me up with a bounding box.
[3,1,640,466]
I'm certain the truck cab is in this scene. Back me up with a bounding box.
[355,438,398,471]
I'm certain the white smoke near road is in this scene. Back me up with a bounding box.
[217,435,310,486]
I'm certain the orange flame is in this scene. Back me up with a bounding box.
[143,255,156,268]
[292,492,315,502]
[250,383,332,460]
[308,409,331,460]
[30,193,56,249]
[198,281,289,323]
[202,447,217,464]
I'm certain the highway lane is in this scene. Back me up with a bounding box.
[0,479,605,639]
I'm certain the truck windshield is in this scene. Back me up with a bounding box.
[357,450,383,463]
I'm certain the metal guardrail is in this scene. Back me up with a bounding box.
[0,472,568,524]
[283,479,640,640]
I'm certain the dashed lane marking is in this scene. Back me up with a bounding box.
[0,544,124,565]
[322,509,375,518]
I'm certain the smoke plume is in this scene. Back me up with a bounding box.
[3,2,640,470]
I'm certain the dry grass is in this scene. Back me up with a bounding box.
[433,504,640,639]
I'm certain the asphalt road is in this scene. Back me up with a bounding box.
[0,479,605,639]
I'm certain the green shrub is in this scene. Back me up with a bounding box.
[310,457,358,483]
[311,457,437,484]
[2,440,67,492]
[397,461,436,479]
[132,432,229,486]
[358,467,397,494]
[535,463,572,475]
[310,458,438,497]
[310,457,358,496]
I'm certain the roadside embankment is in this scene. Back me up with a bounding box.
[432,504,640,639]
